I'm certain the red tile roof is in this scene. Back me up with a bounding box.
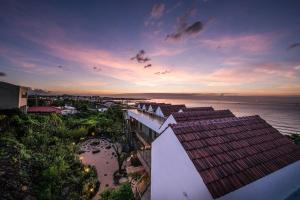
[27,106,62,114]
[183,107,214,112]
[172,110,235,123]
[171,115,300,198]
[150,103,171,112]
[159,104,186,117]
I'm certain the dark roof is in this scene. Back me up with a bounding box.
[183,107,214,112]
[172,110,235,123]
[159,104,186,117]
[28,106,61,113]
[171,115,300,198]
[151,103,171,112]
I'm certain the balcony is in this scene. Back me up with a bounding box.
[137,149,151,173]
[127,109,164,133]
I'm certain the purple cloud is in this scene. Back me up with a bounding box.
[151,3,165,19]
[287,43,300,50]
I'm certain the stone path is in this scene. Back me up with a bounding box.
[80,138,118,200]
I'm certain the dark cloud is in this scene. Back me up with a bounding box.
[151,3,165,19]
[166,7,204,42]
[185,21,203,34]
[287,43,300,50]
[144,64,152,68]
[154,70,171,75]
[93,66,102,71]
[166,20,204,41]
[131,50,151,63]
[0,72,6,77]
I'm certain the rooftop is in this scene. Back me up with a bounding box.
[159,104,186,117]
[28,106,62,113]
[171,115,300,198]
[182,107,214,112]
[173,109,235,123]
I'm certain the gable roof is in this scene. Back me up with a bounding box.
[172,110,235,123]
[170,115,300,198]
[150,103,171,112]
[183,107,214,112]
[159,104,186,117]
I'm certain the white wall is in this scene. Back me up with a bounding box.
[127,110,162,133]
[142,105,147,111]
[218,160,300,200]
[155,107,164,118]
[158,115,177,134]
[151,127,213,200]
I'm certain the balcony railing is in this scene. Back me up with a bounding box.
[137,149,151,173]
[135,172,150,200]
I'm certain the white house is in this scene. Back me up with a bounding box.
[155,104,186,118]
[158,109,235,133]
[148,103,169,113]
[0,81,28,112]
[152,115,300,200]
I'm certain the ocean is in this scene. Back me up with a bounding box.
[147,96,300,135]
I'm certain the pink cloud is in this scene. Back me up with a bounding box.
[200,33,276,53]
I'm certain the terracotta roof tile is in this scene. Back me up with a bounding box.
[183,107,214,112]
[27,106,61,113]
[171,115,300,198]
[159,104,186,117]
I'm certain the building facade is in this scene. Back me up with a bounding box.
[0,81,28,112]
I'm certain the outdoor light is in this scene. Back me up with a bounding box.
[84,166,90,173]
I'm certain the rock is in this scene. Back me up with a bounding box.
[92,149,100,154]
[78,150,85,154]
[119,177,128,184]
[90,141,100,146]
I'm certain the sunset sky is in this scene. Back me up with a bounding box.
[0,0,300,95]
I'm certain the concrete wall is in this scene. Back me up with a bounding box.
[158,115,176,133]
[18,86,28,108]
[151,127,213,200]
[218,160,300,200]
[155,107,164,118]
[0,82,21,109]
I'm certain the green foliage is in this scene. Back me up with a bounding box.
[0,111,99,200]
[128,172,142,181]
[0,104,125,200]
[99,183,134,200]
[288,134,300,145]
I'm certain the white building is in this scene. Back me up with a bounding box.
[0,81,28,112]
[151,116,300,200]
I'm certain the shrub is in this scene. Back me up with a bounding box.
[99,183,134,200]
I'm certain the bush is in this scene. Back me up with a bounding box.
[288,134,300,145]
[70,127,88,141]
[99,183,134,200]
